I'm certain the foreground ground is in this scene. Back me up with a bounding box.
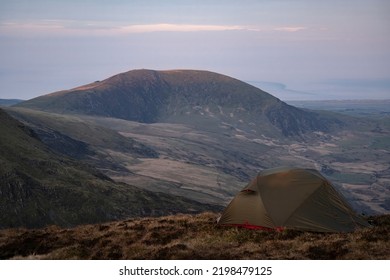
[0,213,389,260]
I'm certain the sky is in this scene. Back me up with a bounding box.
[0,0,389,100]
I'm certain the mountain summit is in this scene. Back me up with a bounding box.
[16,69,338,136]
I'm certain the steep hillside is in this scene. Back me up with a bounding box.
[15,69,341,137]
[0,109,221,229]
[7,107,159,163]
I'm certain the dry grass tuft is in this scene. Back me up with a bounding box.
[0,212,388,260]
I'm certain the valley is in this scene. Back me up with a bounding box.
[7,103,390,216]
[97,114,390,215]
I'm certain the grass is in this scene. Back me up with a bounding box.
[0,212,388,260]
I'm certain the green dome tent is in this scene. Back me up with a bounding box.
[217,167,369,232]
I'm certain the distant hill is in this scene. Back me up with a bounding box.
[0,99,24,106]
[288,99,390,118]
[15,69,341,137]
[0,108,221,229]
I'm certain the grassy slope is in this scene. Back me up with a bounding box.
[6,107,158,159]
[0,212,388,260]
[0,109,221,229]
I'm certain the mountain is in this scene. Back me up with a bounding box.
[15,69,341,137]
[0,99,24,107]
[0,108,221,229]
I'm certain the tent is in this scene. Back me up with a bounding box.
[217,167,369,232]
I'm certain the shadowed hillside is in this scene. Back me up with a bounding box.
[0,108,221,229]
[0,213,388,260]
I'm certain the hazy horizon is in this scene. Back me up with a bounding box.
[1,0,389,101]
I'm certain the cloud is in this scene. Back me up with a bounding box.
[120,23,243,33]
[0,20,309,37]
[1,21,64,32]
[0,21,245,36]
[273,26,307,32]
[119,24,310,34]
[0,20,117,36]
